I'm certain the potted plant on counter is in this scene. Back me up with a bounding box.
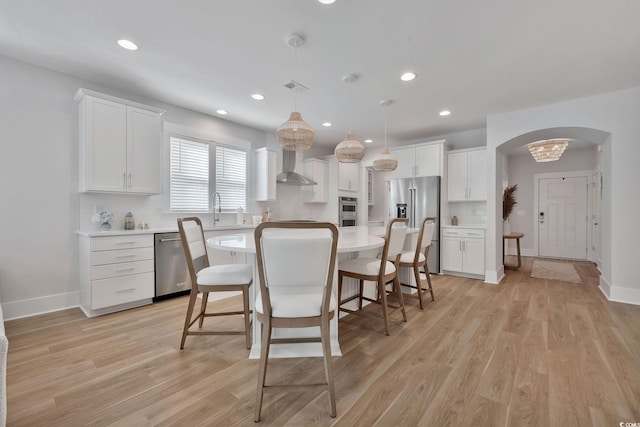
[503,184,518,235]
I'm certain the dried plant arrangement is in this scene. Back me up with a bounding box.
[503,184,518,221]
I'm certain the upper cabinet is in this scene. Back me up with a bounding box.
[391,140,445,179]
[338,162,359,192]
[303,158,328,203]
[76,89,164,194]
[255,147,277,201]
[447,148,487,201]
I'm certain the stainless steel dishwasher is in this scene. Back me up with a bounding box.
[154,232,192,301]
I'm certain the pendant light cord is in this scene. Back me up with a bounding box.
[293,45,298,112]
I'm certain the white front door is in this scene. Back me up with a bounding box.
[538,176,588,259]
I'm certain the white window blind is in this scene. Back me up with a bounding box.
[216,145,247,212]
[170,137,209,212]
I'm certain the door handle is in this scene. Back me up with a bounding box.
[159,237,182,242]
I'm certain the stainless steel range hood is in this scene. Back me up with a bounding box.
[276,150,317,186]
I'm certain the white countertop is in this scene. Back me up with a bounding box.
[442,224,486,229]
[76,224,256,237]
[207,225,387,254]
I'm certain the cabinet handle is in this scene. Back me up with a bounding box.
[159,237,181,242]
[468,233,481,236]
[463,241,466,251]
[115,254,136,259]
[123,172,126,189]
[128,173,132,186]
[459,241,462,251]
[115,268,136,273]
[116,288,136,294]
[116,241,137,245]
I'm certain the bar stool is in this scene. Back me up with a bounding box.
[398,217,436,309]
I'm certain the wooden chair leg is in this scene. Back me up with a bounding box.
[413,264,424,310]
[425,267,435,301]
[198,291,209,328]
[394,275,407,322]
[242,286,251,349]
[320,315,337,417]
[358,279,364,310]
[254,320,272,422]
[378,279,391,336]
[180,289,199,349]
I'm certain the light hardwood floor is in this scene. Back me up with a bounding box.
[6,257,640,426]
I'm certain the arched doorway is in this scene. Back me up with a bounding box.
[496,126,610,269]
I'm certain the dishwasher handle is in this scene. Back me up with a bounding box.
[159,237,182,242]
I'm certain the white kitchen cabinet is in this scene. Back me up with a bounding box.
[441,227,485,277]
[75,88,164,194]
[391,140,445,179]
[79,234,155,317]
[447,148,487,201]
[255,147,277,201]
[303,158,328,203]
[338,162,359,192]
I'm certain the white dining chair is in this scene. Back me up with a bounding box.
[253,221,339,422]
[177,217,253,349]
[398,217,436,309]
[337,218,409,335]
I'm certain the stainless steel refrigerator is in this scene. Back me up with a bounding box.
[388,176,441,273]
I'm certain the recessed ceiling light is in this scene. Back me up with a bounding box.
[318,0,336,4]
[364,139,373,144]
[400,72,416,82]
[322,122,332,127]
[216,109,228,115]
[251,93,265,100]
[117,39,138,51]
[439,110,451,116]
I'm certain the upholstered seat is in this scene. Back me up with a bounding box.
[177,217,253,349]
[197,264,252,286]
[399,251,426,264]
[337,258,396,276]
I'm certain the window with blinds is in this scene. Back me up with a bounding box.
[216,146,247,212]
[169,136,247,212]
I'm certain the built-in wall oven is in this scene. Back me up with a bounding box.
[339,197,357,227]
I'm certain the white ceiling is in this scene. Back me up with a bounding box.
[1,0,639,151]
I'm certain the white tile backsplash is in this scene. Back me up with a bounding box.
[447,201,487,226]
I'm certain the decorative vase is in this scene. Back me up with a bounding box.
[503,220,511,236]
[101,222,112,231]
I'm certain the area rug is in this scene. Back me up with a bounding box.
[531,260,582,283]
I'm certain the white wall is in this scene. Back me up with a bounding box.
[487,86,640,305]
[0,55,327,318]
[506,146,597,256]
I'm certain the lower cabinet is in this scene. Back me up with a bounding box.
[79,234,155,317]
[442,227,485,277]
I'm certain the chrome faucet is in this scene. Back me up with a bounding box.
[212,191,222,226]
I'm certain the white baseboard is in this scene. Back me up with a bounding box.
[2,292,80,321]
[600,276,640,306]
[484,267,503,285]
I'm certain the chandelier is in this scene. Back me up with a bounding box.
[527,139,569,162]
[335,74,365,162]
[276,34,314,151]
[373,100,398,172]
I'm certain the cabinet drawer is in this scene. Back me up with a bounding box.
[91,235,153,251]
[442,228,485,239]
[91,272,154,309]
[91,260,154,280]
[91,247,154,266]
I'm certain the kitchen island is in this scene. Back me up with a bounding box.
[207,226,385,359]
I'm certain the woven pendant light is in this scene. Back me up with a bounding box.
[335,74,365,162]
[373,100,398,172]
[277,34,314,151]
[277,112,314,151]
